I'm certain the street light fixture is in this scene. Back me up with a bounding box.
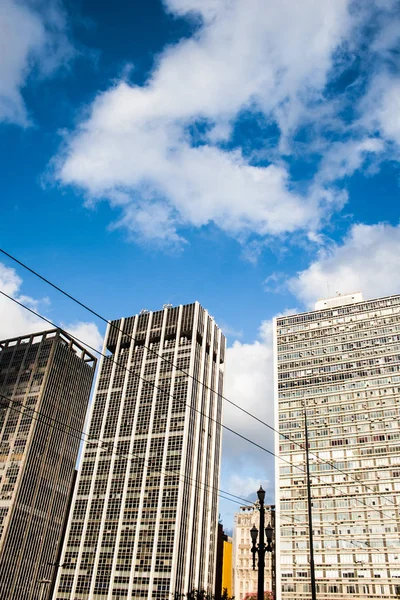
[265,524,273,553]
[250,486,274,600]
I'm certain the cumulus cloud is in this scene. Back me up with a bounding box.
[225,474,270,502]
[220,312,295,507]
[0,262,103,351]
[288,222,400,308]
[224,320,274,448]
[0,263,45,338]
[60,320,104,353]
[361,74,400,148]
[220,319,275,511]
[0,0,73,126]
[317,138,385,183]
[53,0,361,245]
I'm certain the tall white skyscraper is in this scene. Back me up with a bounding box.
[275,293,400,600]
[54,302,226,600]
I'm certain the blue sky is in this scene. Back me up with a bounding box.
[1,0,400,527]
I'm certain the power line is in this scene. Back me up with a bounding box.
[0,247,396,507]
[238,501,384,555]
[0,289,283,464]
[0,392,248,509]
[3,372,376,562]
[2,375,391,552]
[0,387,383,556]
[1,290,397,522]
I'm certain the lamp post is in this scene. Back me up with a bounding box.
[304,407,317,600]
[250,486,274,600]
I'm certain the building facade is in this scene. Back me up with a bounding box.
[0,329,96,600]
[53,302,226,600]
[215,523,233,599]
[222,536,233,597]
[233,504,274,599]
[275,293,400,599]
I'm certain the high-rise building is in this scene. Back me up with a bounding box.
[53,302,226,600]
[0,329,96,600]
[274,292,400,600]
[233,503,275,599]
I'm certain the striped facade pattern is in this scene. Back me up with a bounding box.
[0,329,96,600]
[275,294,400,600]
[54,301,225,600]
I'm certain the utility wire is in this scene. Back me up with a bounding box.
[3,391,381,549]
[0,390,384,557]
[0,392,247,509]
[3,386,381,562]
[1,290,397,522]
[240,501,384,555]
[0,247,397,507]
[0,290,284,464]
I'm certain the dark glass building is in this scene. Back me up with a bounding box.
[0,329,96,600]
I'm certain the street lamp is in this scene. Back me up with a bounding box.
[250,486,274,600]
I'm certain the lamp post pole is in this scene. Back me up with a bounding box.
[258,489,265,600]
[250,486,274,600]
[270,505,276,600]
[304,408,317,600]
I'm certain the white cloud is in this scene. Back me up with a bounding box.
[220,311,296,516]
[220,321,274,516]
[61,321,103,354]
[223,320,274,448]
[54,0,357,245]
[0,0,73,126]
[288,222,400,308]
[221,320,274,493]
[0,262,103,351]
[225,474,270,502]
[361,74,400,147]
[317,137,385,183]
[0,263,44,338]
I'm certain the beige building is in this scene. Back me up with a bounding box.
[233,503,274,599]
[54,302,226,599]
[275,292,400,599]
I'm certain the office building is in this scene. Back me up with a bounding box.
[215,523,233,599]
[54,302,226,599]
[0,329,96,600]
[233,503,274,599]
[275,292,400,599]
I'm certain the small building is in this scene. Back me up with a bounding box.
[233,503,275,599]
[215,523,233,598]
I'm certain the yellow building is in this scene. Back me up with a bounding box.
[222,537,233,596]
